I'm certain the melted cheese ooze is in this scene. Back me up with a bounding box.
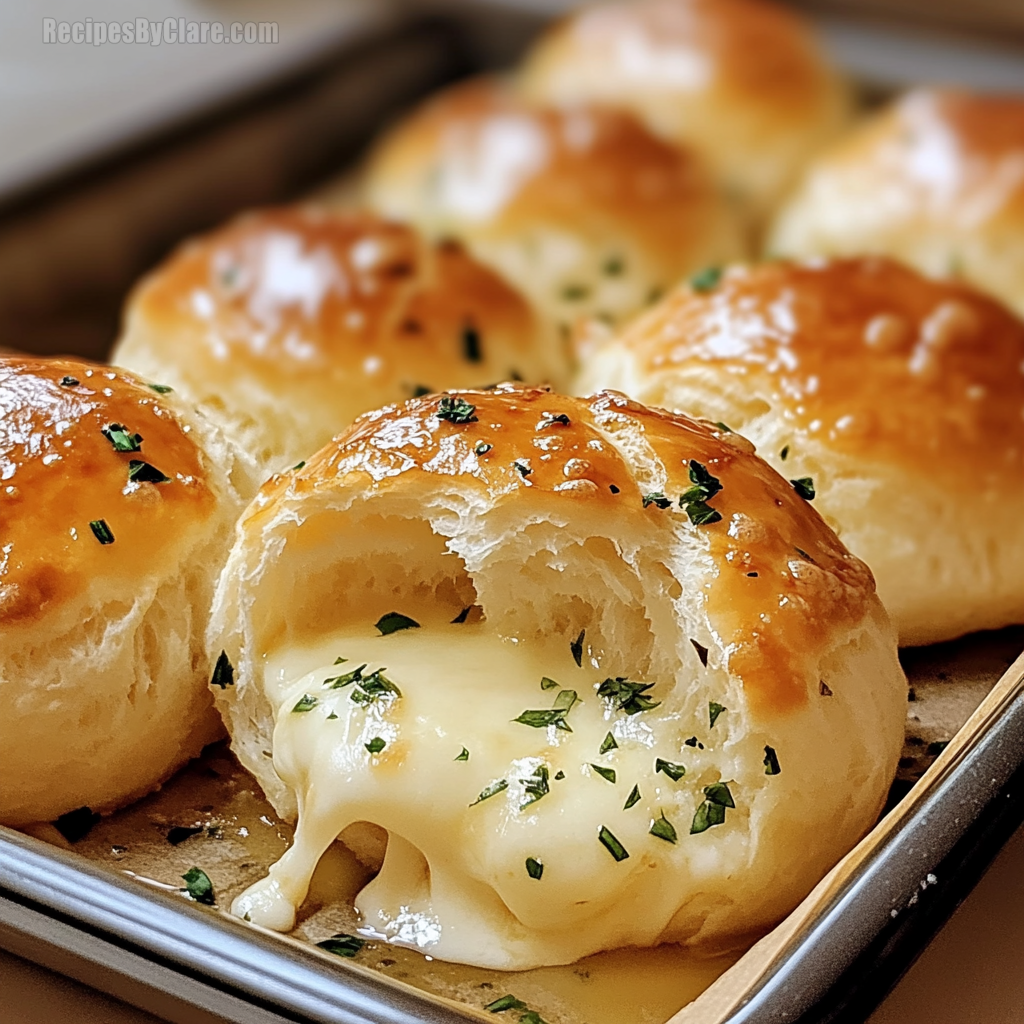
[234,621,722,968]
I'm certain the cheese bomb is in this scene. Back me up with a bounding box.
[361,78,745,334]
[113,208,560,490]
[770,89,1024,318]
[209,385,905,969]
[576,258,1024,645]
[0,357,245,827]
[519,0,851,224]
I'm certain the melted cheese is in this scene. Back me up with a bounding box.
[233,619,725,969]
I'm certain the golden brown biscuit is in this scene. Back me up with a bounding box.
[0,356,245,826]
[576,257,1024,644]
[770,89,1024,318]
[519,0,851,223]
[209,385,904,968]
[361,78,745,334]
[113,207,560,488]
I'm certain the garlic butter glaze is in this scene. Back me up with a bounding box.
[210,386,905,968]
[114,208,560,487]
[576,257,1024,644]
[1,356,241,826]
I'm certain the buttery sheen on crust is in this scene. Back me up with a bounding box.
[575,258,1024,645]
[361,78,745,333]
[518,0,851,223]
[113,208,560,489]
[209,385,905,969]
[0,356,245,826]
[770,89,1024,318]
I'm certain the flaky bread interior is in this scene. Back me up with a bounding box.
[209,387,905,969]
[0,359,247,826]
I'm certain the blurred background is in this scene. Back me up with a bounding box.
[1,1,1023,1021]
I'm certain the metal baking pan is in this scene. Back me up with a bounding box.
[3,4,1024,1023]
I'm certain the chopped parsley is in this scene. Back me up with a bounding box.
[462,324,483,363]
[624,784,641,810]
[513,459,532,477]
[597,677,660,715]
[609,484,620,494]
[89,519,114,545]
[820,680,833,697]
[455,747,469,761]
[475,442,492,456]
[436,396,478,424]
[327,712,338,720]
[709,701,727,728]
[570,629,585,667]
[365,737,386,754]
[598,825,629,862]
[102,423,143,452]
[540,676,559,691]
[714,421,733,433]
[412,385,432,398]
[562,284,590,301]
[650,812,678,844]
[167,826,203,846]
[603,256,624,276]
[292,694,318,713]
[763,745,781,775]
[334,657,348,664]
[514,690,578,731]
[324,664,367,688]
[452,606,473,623]
[349,669,402,706]
[780,445,790,461]
[521,765,551,808]
[291,461,305,471]
[691,781,736,834]
[526,857,544,880]
[599,731,618,754]
[689,266,723,293]
[210,650,234,689]
[538,412,570,429]
[642,492,671,509]
[684,736,704,749]
[181,867,215,905]
[316,933,365,958]
[148,383,174,394]
[791,477,816,500]
[53,806,100,843]
[680,460,723,525]
[127,460,170,484]
[471,779,508,806]
[486,995,528,1014]
[375,612,420,635]
[794,546,816,563]
[590,764,616,784]
[691,639,709,667]
[59,376,79,387]
[655,758,686,781]
[554,770,565,781]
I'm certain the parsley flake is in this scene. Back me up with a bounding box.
[691,782,736,834]
[655,758,686,781]
[624,784,641,810]
[455,747,469,761]
[554,770,566,781]
[486,995,528,1014]
[514,690,578,731]
[365,737,386,754]
[53,807,100,843]
[521,765,551,808]
[127,459,170,484]
[820,680,833,697]
[316,933,365,958]
[181,867,215,905]
[452,606,473,623]
[349,668,402,705]
[210,650,234,689]
[791,477,816,500]
[570,629,585,667]
[540,676,559,691]
[709,701,727,728]
[599,731,618,754]
[148,383,174,394]
[324,664,367,688]
[780,445,790,461]
[691,639,709,667]
[597,677,660,715]
[650,812,678,844]
[603,256,624,276]
[292,694,318,713]
[526,857,544,880]
[598,825,629,862]
[474,442,492,456]
[437,396,478,424]
[89,519,114,545]
[59,375,80,387]
[763,745,781,775]
[102,423,143,452]
[562,284,590,301]
[471,779,508,806]
[538,412,570,429]
[689,266,722,293]
[642,492,672,509]
[680,460,723,525]
[513,459,532,477]
[462,324,483,363]
[375,612,420,635]
[590,764,616,784]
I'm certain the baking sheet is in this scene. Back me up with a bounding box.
[19,626,1023,1024]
